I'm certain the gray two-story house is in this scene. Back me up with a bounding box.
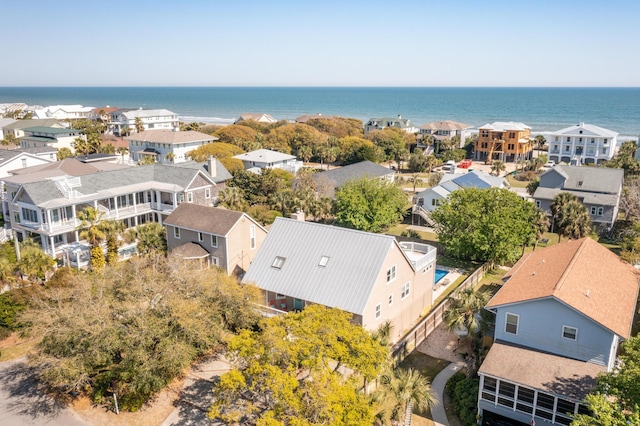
[477,237,639,426]
[532,165,624,233]
[6,158,229,258]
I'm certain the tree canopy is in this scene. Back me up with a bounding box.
[335,177,408,233]
[209,305,388,425]
[431,187,537,265]
[572,335,640,425]
[22,256,261,411]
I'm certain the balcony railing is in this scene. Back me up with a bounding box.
[399,241,437,271]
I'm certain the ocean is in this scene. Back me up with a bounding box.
[1,87,639,139]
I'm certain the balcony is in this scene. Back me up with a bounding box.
[399,241,437,271]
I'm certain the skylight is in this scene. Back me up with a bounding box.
[318,256,330,267]
[272,256,286,269]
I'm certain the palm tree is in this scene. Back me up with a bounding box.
[134,117,145,133]
[133,223,167,255]
[532,208,550,250]
[534,135,547,155]
[551,192,579,240]
[407,174,423,194]
[165,152,175,163]
[77,207,107,271]
[116,146,128,164]
[376,368,437,426]
[443,287,490,338]
[490,160,506,176]
[558,200,592,240]
[298,145,313,163]
[218,187,247,211]
[102,220,125,265]
[16,239,55,283]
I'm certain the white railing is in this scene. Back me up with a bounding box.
[399,241,438,271]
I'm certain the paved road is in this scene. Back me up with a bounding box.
[0,357,88,426]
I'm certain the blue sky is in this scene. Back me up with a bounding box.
[4,0,640,86]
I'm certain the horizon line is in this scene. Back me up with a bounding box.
[1,85,640,89]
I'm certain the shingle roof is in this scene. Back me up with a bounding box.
[23,126,78,135]
[532,187,619,206]
[486,238,639,338]
[479,341,605,400]
[164,204,248,236]
[233,148,295,163]
[3,119,61,130]
[478,121,531,131]
[125,129,217,144]
[312,161,393,188]
[552,165,623,194]
[242,218,406,315]
[552,122,618,138]
[170,159,232,183]
[419,120,472,131]
[170,242,210,259]
[17,164,215,207]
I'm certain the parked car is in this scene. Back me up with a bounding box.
[442,160,456,171]
[459,159,473,169]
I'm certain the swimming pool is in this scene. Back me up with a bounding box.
[434,269,448,284]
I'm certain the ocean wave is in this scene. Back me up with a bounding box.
[179,115,235,124]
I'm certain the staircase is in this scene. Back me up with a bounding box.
[412,205,435,227]
[403,400,414,426]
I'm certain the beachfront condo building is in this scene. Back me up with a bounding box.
[547,122,618,165]
[473,121,534,163]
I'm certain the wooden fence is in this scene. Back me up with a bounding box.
[391,263,490,365]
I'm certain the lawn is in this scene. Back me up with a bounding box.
[0,333,38,361]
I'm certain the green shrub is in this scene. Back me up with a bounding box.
[0,291,27,338]
[446,372,479,426]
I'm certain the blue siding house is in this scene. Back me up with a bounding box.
[477,237,639,426]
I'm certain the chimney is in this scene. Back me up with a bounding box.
[398,114,402,120]
[291,208,305,221]
[207,155,217,178]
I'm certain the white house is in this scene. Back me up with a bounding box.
[547,122,618,165]
[364,115,418,135]
[234,113,278,124]
[109,109,180,136]
[126,129,218,164]
[30,105,95,121]
[233,148,303,174]
[418,120,473,149]
[19,126,83,152]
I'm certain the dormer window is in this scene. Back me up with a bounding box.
[272,256,286,269]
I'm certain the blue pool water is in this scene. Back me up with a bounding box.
[434,269,448,284]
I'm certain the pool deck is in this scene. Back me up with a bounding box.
[431,267,463,302]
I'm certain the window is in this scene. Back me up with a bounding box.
[187,192,193,203]
[250,224,256,249]
[387,265,397,283]
[272,256,286,269]
[562,325,578,340]
[211,235,218,247]
[555,136,559,141]
[590,206,597,215]
[318,255,330,267]
[481,377,497,402]
[22,158,27,168]
[401,282,410,299]
[507,143,514,150]
[604,139,608,144]
[566,137,571,142]
[388,294,393,305]
[375,303,381,319]
[198,232,203,242]
[597,207,604,216]
[509,132,516,138]
[21,208,38,222]
[205,188,211,199]
[565,146,570,152]
[535,200,541,208]
[602,147,608,154]
[505,313,519,334]
[174,227,180,239]
[211,256,219,266]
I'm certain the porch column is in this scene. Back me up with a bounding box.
[155,190,161,210]
[49,236,55,256]
[72,204,77,227]
[113,196,119,219]
[46,209,52,232]
[133,193,138,213]
[171,193,176,208]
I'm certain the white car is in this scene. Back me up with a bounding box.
[442,160,456,171]
[544,161,555,168]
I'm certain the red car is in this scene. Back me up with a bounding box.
[458,159,473,169]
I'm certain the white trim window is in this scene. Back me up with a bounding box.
[387,265,397,283]
[211,235,218,248]
[250,224,256,250]
[401,282,410,299]
[211,256,219,266]
[174,227,180,239]
[388,294,393,305]
[198,232,203,242]
[562,325,578,340]
[505,312,519,335]
[205,187,211,199]
[187,192,193,203]
[375,303,381,319]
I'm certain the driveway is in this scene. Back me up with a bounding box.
[0,357,88,425]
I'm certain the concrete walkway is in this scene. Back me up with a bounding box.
[430,361,466,426]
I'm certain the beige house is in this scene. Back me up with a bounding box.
[242,216,437,343]
[234,113,278,124]
[164,204,267,276]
